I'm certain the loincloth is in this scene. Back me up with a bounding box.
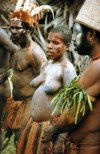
[17,116,78,154]
[2,104,78,154]
[2,97,25,129]
[17,119,53,154]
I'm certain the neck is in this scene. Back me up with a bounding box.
[90,43,100,60]
[53,54,65,63]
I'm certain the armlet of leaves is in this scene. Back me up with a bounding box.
[51,76,95,124]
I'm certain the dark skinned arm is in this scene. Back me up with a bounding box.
[0,28,18,55]
[42,109,78,143]
[0,72,7,84]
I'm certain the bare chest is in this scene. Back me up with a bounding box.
[44,62,63,81]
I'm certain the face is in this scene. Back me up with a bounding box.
[11,29,27,47]
[73,23,91,56]
[10,19,28,47]
[46,32,67,60]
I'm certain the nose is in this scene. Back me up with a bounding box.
[47,42,53,49]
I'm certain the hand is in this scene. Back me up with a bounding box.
[42,127,53,143]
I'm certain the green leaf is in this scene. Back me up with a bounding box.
[87,95,93,111]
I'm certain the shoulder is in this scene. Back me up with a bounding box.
[91,59,100,75]
[79,59,100,97]
[31,42,46,56]
[88,59,100,83]
[62,59,77,86]
[63,59,77,77]
[30,41,47,64]
[82,59,100,81]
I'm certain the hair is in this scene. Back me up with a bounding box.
[81,24,100,41]
[50,26,71,44]
[96,31,100,40]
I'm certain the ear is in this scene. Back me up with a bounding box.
[87,30,96,43]
[65,43,70,51]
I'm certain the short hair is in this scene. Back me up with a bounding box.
[81,24,100,41]
[50,26,71,44]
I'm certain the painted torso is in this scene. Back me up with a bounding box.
[11,41,47,99]
[31,59,76,122]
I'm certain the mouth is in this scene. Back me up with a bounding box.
[46,50,53,55]
[46,51,54,59]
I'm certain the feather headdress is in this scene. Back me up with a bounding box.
[11,0,54,27]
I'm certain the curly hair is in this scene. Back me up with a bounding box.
[50,26,71,44]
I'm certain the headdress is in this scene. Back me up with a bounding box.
[11,0,54,27]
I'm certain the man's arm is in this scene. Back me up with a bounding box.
[0,28,18,54]
[78,59,100,97]
[42,110,75,143]
[0,72,7,84]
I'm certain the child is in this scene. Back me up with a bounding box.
[30,26,77,122]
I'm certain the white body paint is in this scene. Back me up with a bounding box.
[31,57,77,122]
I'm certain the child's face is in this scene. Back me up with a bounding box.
[46,32,68,60]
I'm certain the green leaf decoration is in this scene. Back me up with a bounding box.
[7,69,14,98]
[51,76,94,124]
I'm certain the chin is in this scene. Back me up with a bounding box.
[47,55,54,60]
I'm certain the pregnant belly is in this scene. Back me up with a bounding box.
[31,85,55,122]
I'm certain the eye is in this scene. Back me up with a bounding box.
[47,40,50,44]
[53,41,59,45]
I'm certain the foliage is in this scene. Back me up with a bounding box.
[1,130,16,154]
[51,76,93,124]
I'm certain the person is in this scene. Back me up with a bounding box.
[0,28,18,121]
[0,28,18,85]
[3,17,47,128]
[0,22,47,153]
[41,0,100,154]
[16,26,76,154]
[3,0,53,128]
[0,28,18,152]
[30,26,77,122]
